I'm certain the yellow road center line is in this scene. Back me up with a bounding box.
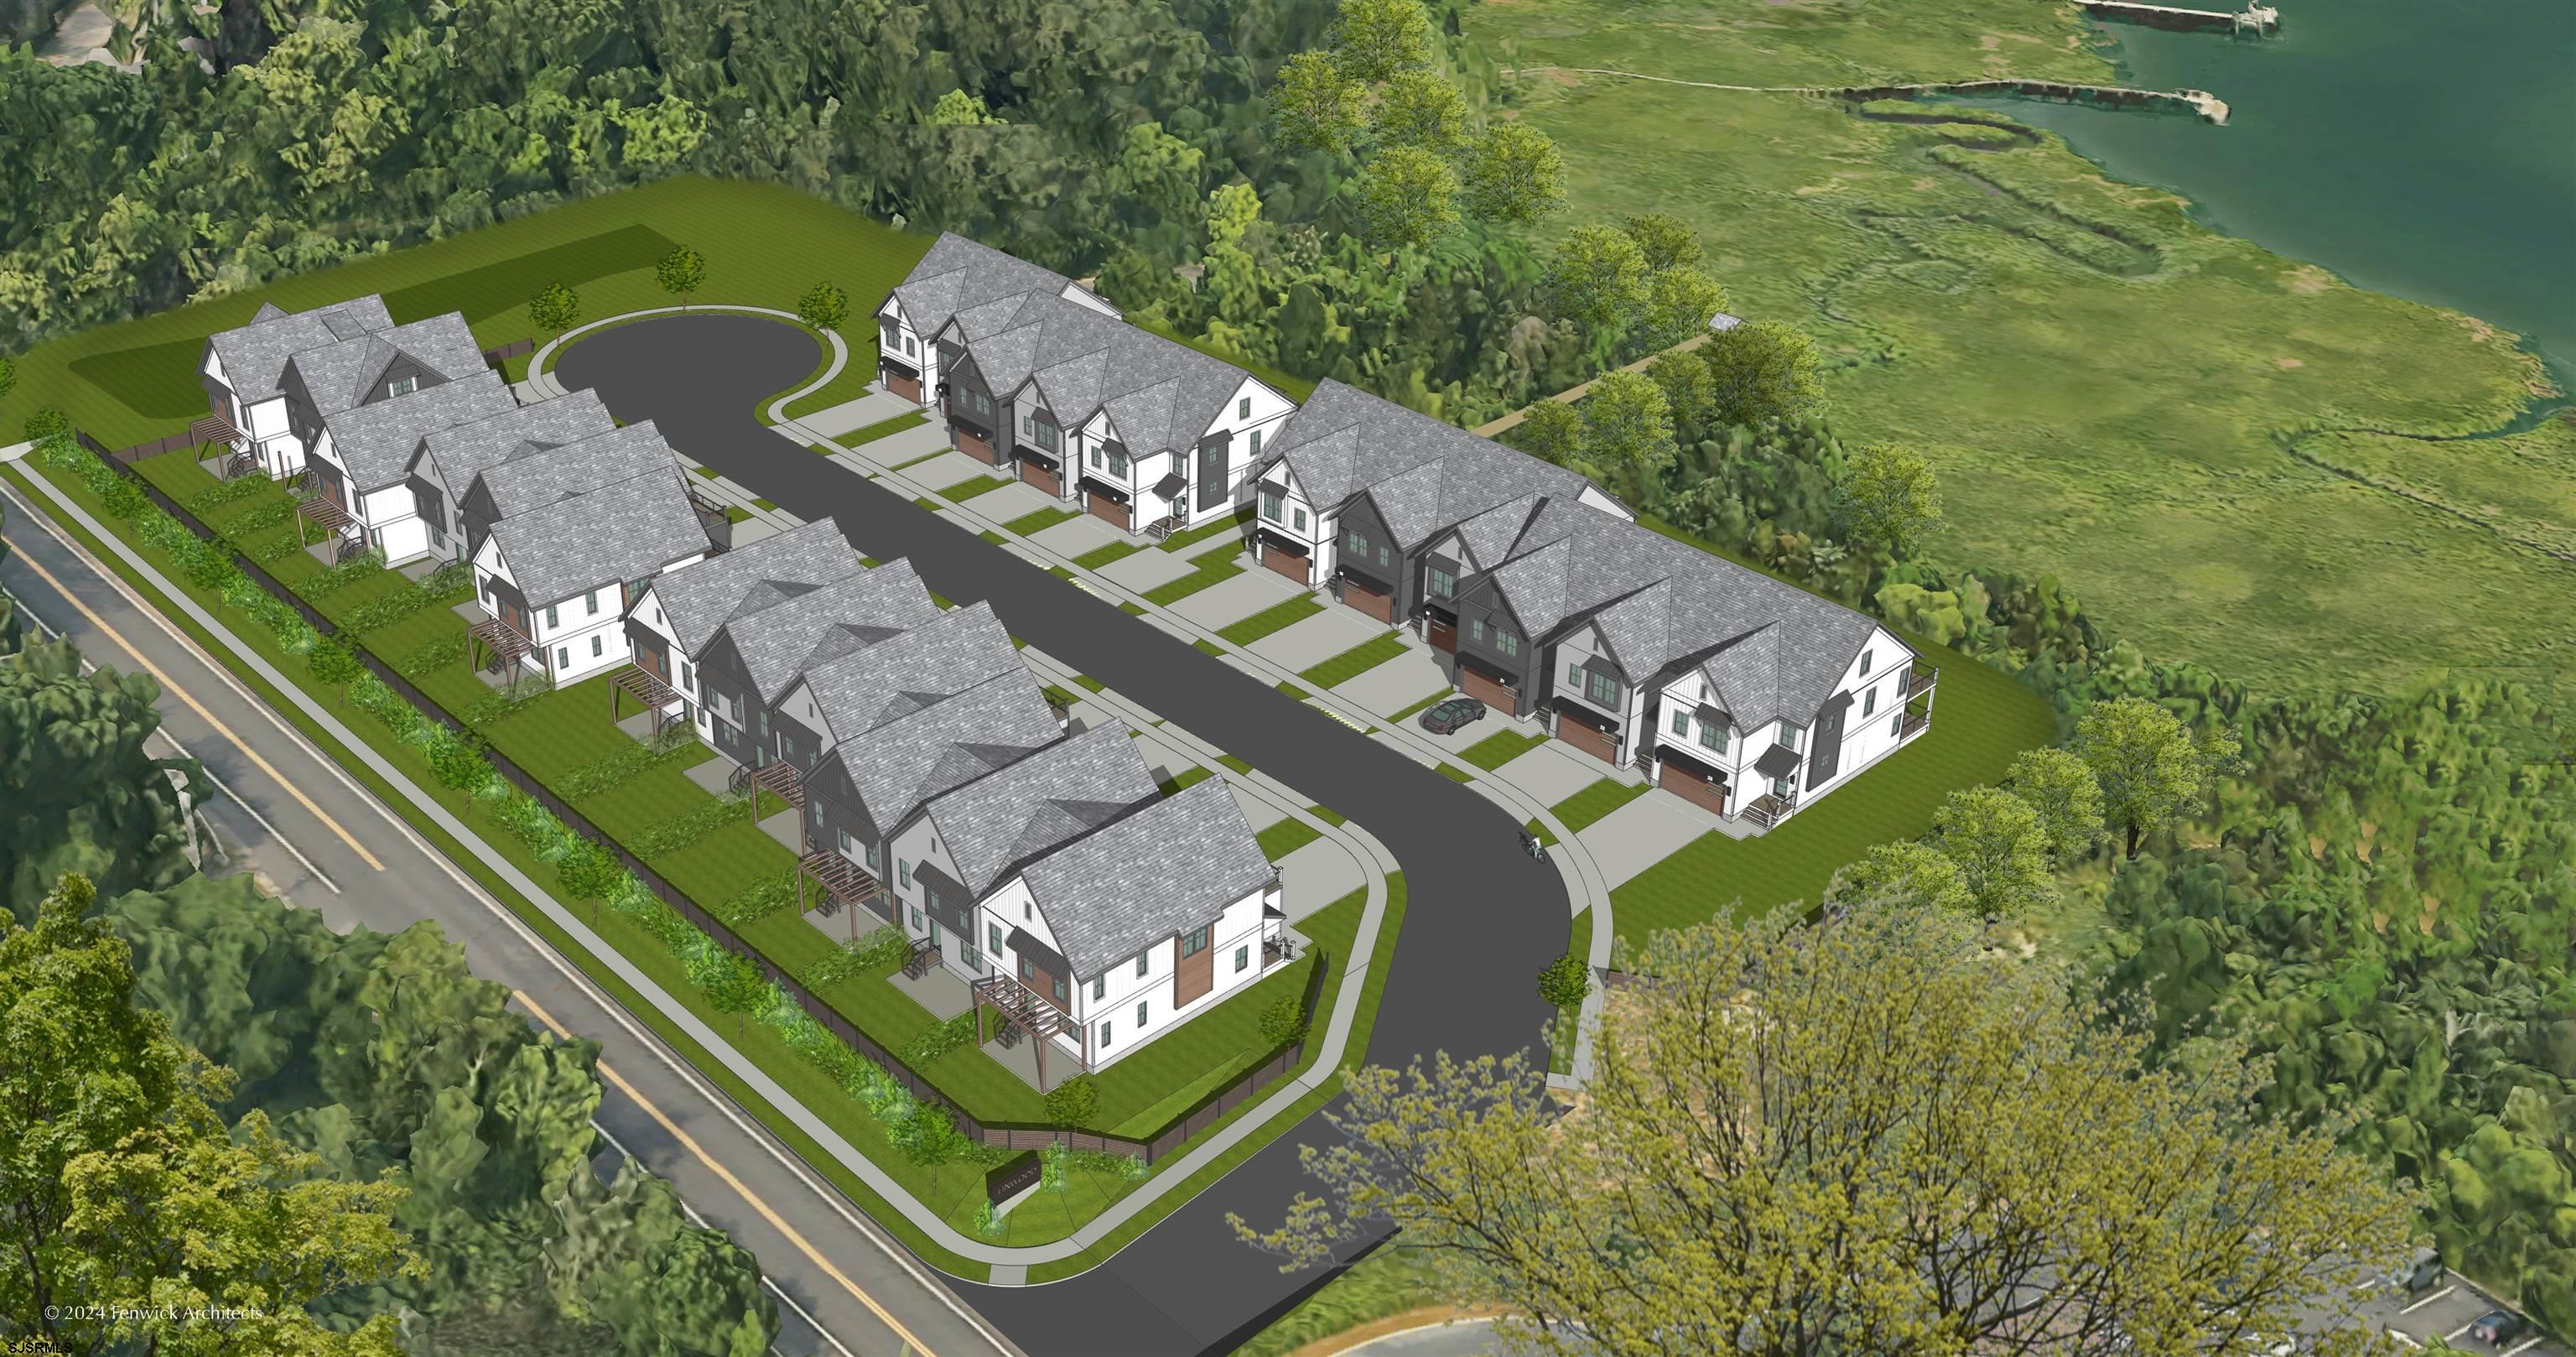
[512,990,941,1357]
[3,533,387,871]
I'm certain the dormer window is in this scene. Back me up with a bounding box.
[387,375,418,398]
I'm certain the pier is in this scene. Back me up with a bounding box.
[2077,0,2279,36]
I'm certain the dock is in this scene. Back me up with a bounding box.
[2077,0,2279,36]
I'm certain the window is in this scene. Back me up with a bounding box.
[1135,953,1149,977]
[838,828,853,853]
[1495,628,1521,658]
[1098,1021,1112,1048]
[429,520,445,548]
[1052,975,1067,1002]
[905,335,918,356]
[1781,722,1805,751]
[864,841,880,869]
[962,943,981,973]
[1863,687,1877,718]
[1569,663,1585,687]
[1586,668,1618,708]
[1023,902,1031,920]
[1019,954,1033,980]
[1471,618,1486,642]
[911,907,923,930]
[1891,713,1904,737]
[589,635,603,658]
[899,860,911,887]
[1859,649,1875,677]
[725,693,740,723]
[1672,709,1690,736]
[556,647,569,669]
[387,375,418,398]
[681,662,693,692]
[1697,719,1727,754]
[1292,508,1307,533]
[1089,448,1103,468]
[1092,975,1105,1001]
[1348,529,1369,556]
[1182,926,1209,958]
[586,590,600,616]
[1239,396,1252,419]
[1262,490,1284,523]
[1136,1001,1149,1027]
[928,918,943,948]
[1234,945,1249,973]
[1109,450,1128,477]
[880,325,898,352]
[990,923,1004,954]
[545,604,559,629]
[1771,776,1794,800]
[1249,429,1262,457]
[808,803,823,829]
[1427,566,1455,599]
[1378,544,1390,566]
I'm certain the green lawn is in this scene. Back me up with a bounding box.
[1241,1247,1443,1357]
[8,177,931,446]
[1157,766,1215,797]
[1256,818,1323,860]
[724,506,751,523]
[836,411,930,446]
[1155,507,1253,554]
[1072,539,1145,570]
[1216,595,1325,646]
[1610,647,2059,943]
[940,474,1010,501]
[1552,777,1650,832]
[1140,542,1248,606]
[1274,681,1310,699]
[1460,728,1547,772]
[1296,632,1406,689]
[890,447,950,471]
[1387,689,1454,723]
[1001,507,1078,536]
[1436,763,1475,783]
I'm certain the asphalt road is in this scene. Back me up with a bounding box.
[0,478,1020,1357]
[559,314,1572,1355]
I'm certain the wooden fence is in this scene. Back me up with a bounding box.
[85,444,1331,1167]
[481,338,535,366]
[81,428,209,465]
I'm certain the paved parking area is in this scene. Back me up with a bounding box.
[2360,1275,2563,1354]
[1577,792,1716,890]
[1246,606,1384,672]
[1166,565,1303,629]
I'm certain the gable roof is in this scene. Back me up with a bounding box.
[799,602,1022,744]
[884,233,1117,341]
[205,296,398,404]
[409,391,617,494]
[1021,780,1276,980]
[834,668,1063,832]
[319,371,518,492]
[918,724,1158,898]
[484,470,709,610]
[963,291,1250,454]
[721,563,941,701]
[283,312,489,419]
[1264,380,1605,548]
[646,520,865,655]
[471,422,678,520]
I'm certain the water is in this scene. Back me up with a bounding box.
[1956,0,2576,392]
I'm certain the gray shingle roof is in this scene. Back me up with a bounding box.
[283,313,489,418]
[473,422,678,519]
[206,295,396,404]
[966,292,1249,455]
[886,234,1100,342]
[920,724,1159,897]
[800,602,1022,743]
[836,668,1064,832]
[484,469,710,610]
[1021,779,1276,980]
[647,520,865,655]
[1266,380,1601,549]
[409,391,617,496]
[721,562,941,701]
[1479,500,1898,729]
[319,372,518,492]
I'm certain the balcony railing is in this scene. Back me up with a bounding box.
[1901,711,1931,740]
[1903,662,1939,699]
[1741,791,1795,829]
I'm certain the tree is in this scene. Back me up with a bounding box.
[1835,441,1944,557]
[424,728,491,812]
[1044,1072,1099,1129]
[1622,212,1703,272]
[655,244,705,310]
[1231,902,2419,1357]
[1647,349,1715,436]
[307,632,364,700]
[2004,746,2105,867]
[1826,840,1971,915]
[528,281,581,338]
[3,873,420,1357]
[1545,225,1650,332]
[1354,144,1458,250]
[1576,369,1675,479]
[891,1105,972,1196]
[796,281,849,332]
[1259,993,1309,1048]
[704,949,771,1039]
[1931,785,2055,918]
[1535,951,1590,1009]
[1,637,198,908]
[1373,69,1467,153]
[556,834,624,923]
[923,89,1002,125]
[1701,319,1826,428]
[1639,265,1730,353]
[1270,52,1367,155]
[2076,696,2241,859]
[1516,400,1583,466]
[1457,122,1566,226]
[1328,0,1433,83]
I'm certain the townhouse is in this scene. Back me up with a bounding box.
[879,236,1295,535]
[408,391,620,564]
[625,519,870,723]
[301,371,518,562]
[471,466,716,686]
[688,562,943,768]
[199,295,490,482]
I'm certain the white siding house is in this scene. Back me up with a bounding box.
[622,519,870,724]
[472,469,714,686]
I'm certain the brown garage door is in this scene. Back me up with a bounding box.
[957,428,996,465]
[1459,664,1515,712]
[1021,457,1062,497]
[1343,578,1393,622]
[887,370,922,403]
[1426,616,1457,653]
[1660,762,1730,817]
[1262,545,1311,585]
[1087,494,1130,530]
[1555,710,1619,765]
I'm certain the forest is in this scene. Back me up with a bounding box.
[0,558,778,1355]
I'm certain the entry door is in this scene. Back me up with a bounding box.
[1196,434,1230,512]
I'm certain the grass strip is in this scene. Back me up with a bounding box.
[1154,508,1252,554]
[1459,729,1547,772]
[1551,777,1651,832]
[889,448,948,471]
[1157,766,1214,797]
[1192,638,1224,656]
[1296,632,1405,689]
[1216,595,1324,646]
[839,412,929,446]
[1436,763,1475,783]
[1255,819,1322,860]
[1386,690,1452,724]
[1001,507,1078,536]
[1072,540,1143,570]
[940,474,1010,501]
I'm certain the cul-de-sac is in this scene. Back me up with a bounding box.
[2,2,2568,1354]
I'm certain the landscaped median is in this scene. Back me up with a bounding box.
[9,434,1406,1279]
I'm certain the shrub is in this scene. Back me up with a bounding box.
[306,633,365,697]
[559,736,699,801]
[461,686,546,728]
[303,548,387,598]
[1258,994,1307,1049]
[1537,951,1592,1009]
[972,1199,1004,1238]
[715,871,800,927]
[630,795,751,857]
[223,502,293,540]
[901,1009,984,1067]
[850,923,912,972]
[184,547,243,594]
[1043,1074,1100,1130]
[798,938,872,992]
[100,476,148,521]
[1065,1148,1148,1180]
[397,632,469,678]
[23,408,69,440]
[186,474,274,514]
[796,281,849,331]
[252,535,304,563]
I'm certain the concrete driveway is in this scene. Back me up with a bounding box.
[1247,606,1384,673]
[1167,563,1302,629]
[1576,793,1711,890]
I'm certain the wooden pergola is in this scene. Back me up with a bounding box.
[797,849,884,936]
[608,664,683,733]
[295,494,360,554]
[465,616,537,677]
[972,974,1078,1086]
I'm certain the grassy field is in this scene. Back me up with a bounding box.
[4,177,932,447]
[1468,0,2562,704]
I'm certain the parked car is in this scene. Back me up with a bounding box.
[2468,1311,2525,1345]
[2357,1248,2444,1297]
[1419,696,1487,735]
